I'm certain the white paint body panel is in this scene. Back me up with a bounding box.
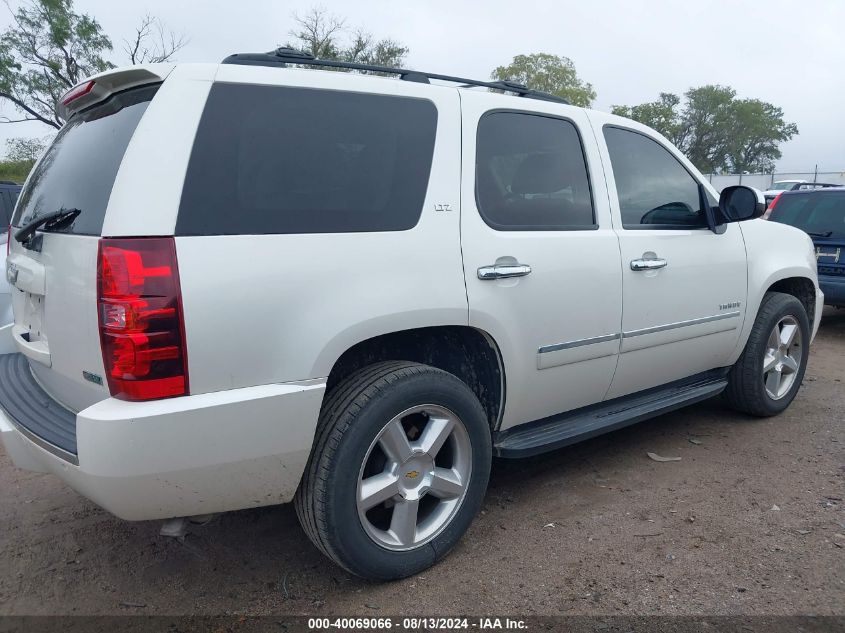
[0,236,13,354]
[1,378,325,519]
[459,91,622,429]
[1,64,823,522]
[176,67,467,392]
[731,219,822,356]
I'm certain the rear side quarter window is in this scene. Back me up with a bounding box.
[177,84,438,235]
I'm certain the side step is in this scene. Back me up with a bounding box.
[493,372,728,458]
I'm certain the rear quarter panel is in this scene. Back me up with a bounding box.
[174,68,467,392]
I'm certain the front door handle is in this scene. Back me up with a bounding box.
[477,263,532,280]
[630,257,668,271]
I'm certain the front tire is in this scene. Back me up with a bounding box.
[724,292,810,417]
[294,361,492,580]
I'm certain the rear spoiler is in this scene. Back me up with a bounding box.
[57,65,174,121]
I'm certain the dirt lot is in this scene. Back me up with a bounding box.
[0,310,843,617]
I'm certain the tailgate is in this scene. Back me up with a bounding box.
[6,79,163,413]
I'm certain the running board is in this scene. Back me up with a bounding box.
[493,372,729,458]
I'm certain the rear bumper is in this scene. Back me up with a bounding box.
[0,354,326,520]
[819,275,845,308]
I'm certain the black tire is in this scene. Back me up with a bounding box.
[724,292,810,417]
[294,361,492,580]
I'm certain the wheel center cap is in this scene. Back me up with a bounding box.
[398,452,434,499]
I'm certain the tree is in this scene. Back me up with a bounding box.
[491,53,596,107]
[612,85,797,173]
[0,136,47,182]
[5,136,46,162]
[123,14,187,65]
[725,99,797,173]
[611,93,683,147]
[0,0,186,130]
[286,6,408,70]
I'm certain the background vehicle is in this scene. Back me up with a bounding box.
[0,52,823,580]
[0,181,22,354]
[768,187,845,307]
[762,180,840,207]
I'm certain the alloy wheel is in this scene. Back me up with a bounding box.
[762,315,803,400]
[356,405,472,551]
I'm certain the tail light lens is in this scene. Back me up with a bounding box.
[97,237,189,401]
[763,192,783,220]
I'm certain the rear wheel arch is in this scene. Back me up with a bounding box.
[323,326,506,433]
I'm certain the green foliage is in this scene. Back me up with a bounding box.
[0,159,34,183]
[5,136,47,162]
[286,7,409,71]
[0,0,113,129]
[612,85,798,173]
[0,0,185,131]
[612,93,683,146]
[491,53,596,107]
[725,99,798,173]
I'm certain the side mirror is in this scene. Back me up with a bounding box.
[719,185,765,222]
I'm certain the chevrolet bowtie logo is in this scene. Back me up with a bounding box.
[405,470,420,479]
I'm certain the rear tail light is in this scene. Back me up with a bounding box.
[97,237,189,401]
[763,192,783,220]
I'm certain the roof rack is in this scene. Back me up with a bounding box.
[221,48,569,105]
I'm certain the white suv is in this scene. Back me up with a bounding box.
[0,49,824,580]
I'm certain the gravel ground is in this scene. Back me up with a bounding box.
[0,309,843,617]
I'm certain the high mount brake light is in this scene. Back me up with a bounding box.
[97,237,189,401]
[61,80,95,106]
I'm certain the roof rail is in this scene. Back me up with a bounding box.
[221,48,570,105]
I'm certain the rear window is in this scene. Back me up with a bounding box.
[176,83,438,235]
[12,84,158,235]
[770,192,845,238]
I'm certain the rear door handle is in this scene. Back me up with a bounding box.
[477,263,532,280]
[630,257,668,271]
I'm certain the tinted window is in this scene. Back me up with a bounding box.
[0,191,10,225]
[604,126,710,229]
[177,84,438,235]
[12,85,157,235]
[475,112,594,230]
[770,192,845,238]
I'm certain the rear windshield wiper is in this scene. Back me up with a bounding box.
[806,230,833,238]
[14,208,81,244]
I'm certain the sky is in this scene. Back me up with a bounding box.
[1,0,843,173]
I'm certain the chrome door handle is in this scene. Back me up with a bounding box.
[477,263,532,280]
[630,257,668,271]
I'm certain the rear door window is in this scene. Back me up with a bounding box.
[475,111,595,230]
[176,84,438,235]
[12,85,158,235]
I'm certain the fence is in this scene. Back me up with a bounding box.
[705,170,845,192]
